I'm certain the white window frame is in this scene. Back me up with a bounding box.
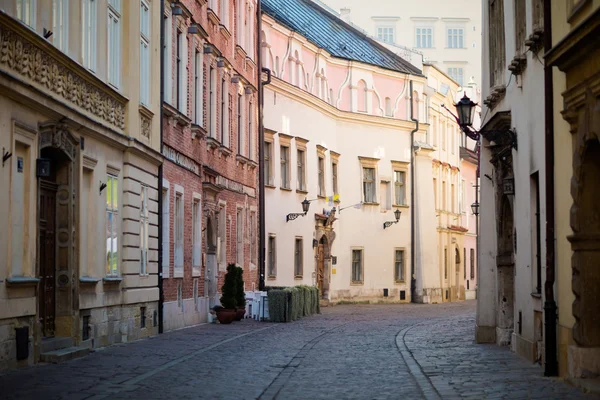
[163,10,173,104]
[218,203,227,268]
[140,186,149,276]
[268,234,276,277]
[394,248,405,282]
[52,0,68,52]
[351,248,364,284]
[294,237,303,277]
[177,31,188,114]
[221,75,229,146]
[192,195,202,277]
[106,174,119,277]
[280,145,290,189]
[318,156,325,196]
[174,187,184,278]
[248,100,254,160]
[447,27,465,49]
[377,26,395,44]
[394,170,406,206]
[415,26,433,48]
[82,0,97,72]
[209,66,217,138]
[194,48,204,126]
[107,1,121,88]
[297,149,306,191]
[250,210,257,265]
[236,207,244,266]
[237,93,244,155]
[220,0,230,29]
[447,67,464,86]
[17,0,36,28]
[362,167,377,203]
[161,181,170,278]
[331,160,338,195]
[140,0,151,106]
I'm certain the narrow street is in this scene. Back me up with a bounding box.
[0,301,590,400]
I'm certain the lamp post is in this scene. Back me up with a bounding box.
[383,208,402,229]
[286,198,311,222]
[471,201,480,216]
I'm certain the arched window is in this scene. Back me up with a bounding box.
[385,97,392,117]
[357,80,367,112]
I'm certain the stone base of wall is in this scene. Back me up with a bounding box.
[511,332,537,363]
[465,289,477,300]
[422,288,443,304]
[496,327,513,346]
[330,288,411,304]
[0,316,36,371]
[80,302,159,350]
[163,298,209,332]
[475,324,496,343]
[569,345,600,378]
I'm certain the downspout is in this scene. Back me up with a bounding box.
[543,0,558,377]
[157,0,165,334]
[410,81,418,303]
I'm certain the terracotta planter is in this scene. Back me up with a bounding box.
[216,309,236,324]
[234,308,246,321]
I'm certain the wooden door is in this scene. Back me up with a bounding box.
[39,182,57,337]
[317,244,324,297]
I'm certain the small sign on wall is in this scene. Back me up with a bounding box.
[332,268,337,275]
[17,157,23,173]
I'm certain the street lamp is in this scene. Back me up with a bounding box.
[455,93,477,128]
[286,198,311,222]
[383,208,402,229]
[471,201,480,216]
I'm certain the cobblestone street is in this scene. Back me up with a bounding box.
[0,301,593,400]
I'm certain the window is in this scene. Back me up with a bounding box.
[176,31,188,114]
[218,205,227,267]
[237,0,245,48]
[82,0,97,71]
[533,0,544,30]
[140,186,149,275]
[363,167,376,203]
[394,171,406,206]
[264,141,273,185]
[108,0,121,88]
[451,183,456,213]
[442,181,447,211]
[248,102,254,160]
[221,77,228,145]
[515,0,526,53]
[351,249,363,283]
[470,248,475,279]
[192,198,201,271]
[163,10,172,104]
[294,238,303,277]
[444,247,448,280]
[377,26,395,44]
[394,249,405,281]
[52,0,68,51]
[447,28,464,48]
[447,68,464,86]
[318,156,325,196]
[236,208,243,265]
[297,150,306,191]
[280,145,289,189]
[237,94,243,155]
[459,179,465,214]
[380,181,391,211]
[174,192,184,274]
[415,27,433,48]
[332,161,338,195]
[442,122,447,150]
[161,185,170,278]
[17,0,36,28]
[194,50,203,125]
[250,211,256,264]
[106,174,119,276]
[433,178,438,209]
[209,67,217,137]
[489,0,506,87]
[464,248,467,279]
[140,0,150,106]
[219,0,229,28]
[228,93,232,146]
[268,235,276,277]
[532,172,541,293]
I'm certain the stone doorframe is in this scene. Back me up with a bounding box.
[314,209,337,299]
[38,122,80,339]
[202,181,222,306]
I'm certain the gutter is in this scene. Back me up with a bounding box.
[410,80,418,303]
[157,0,165,334]
[543,0,558,377]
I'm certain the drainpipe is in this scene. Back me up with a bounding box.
[543,0,558,377]
[157,0,165,334]
[410,81,418,303]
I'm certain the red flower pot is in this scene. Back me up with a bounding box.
[234,308,246,321]
[216,309,236,324]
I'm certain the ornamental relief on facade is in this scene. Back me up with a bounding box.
[0,25,126,130]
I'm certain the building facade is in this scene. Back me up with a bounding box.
[0,0,162,369]
[261,0,469,304]
[477,0,547,364]
[319,0,482,87]
[160,0,259,330]
[547,0,600,382]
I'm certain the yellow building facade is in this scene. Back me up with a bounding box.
[547,0,600,382]
[0,0,162,369]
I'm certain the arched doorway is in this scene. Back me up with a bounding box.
[37,123,78,338]
[496,195,515,346]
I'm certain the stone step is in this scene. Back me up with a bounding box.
[40,337,73,354]
[40,346,89,364]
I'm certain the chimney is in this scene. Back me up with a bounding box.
[340,7,351,23]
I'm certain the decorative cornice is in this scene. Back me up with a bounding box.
[0,12,126,130]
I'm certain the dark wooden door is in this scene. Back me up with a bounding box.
[317,244,324,297]
[39,182,57,337]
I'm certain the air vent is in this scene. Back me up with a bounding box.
[400,290,406,300]
[383,288,389,297]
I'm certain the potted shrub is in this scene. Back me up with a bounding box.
[234,266,246,321]
[216,264,237,324]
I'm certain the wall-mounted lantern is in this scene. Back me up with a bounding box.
[286,198,311,222]
[383,209,401,229]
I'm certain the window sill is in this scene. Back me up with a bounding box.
[393,204,410,209]
[219,24,232,40]
[362,202,379,206]
[206,136,220,150]
[218,145,233,158]
[296,189,308,195]
[294,275,303,280]
[207,8,220,25]
[80,276,102,285]
[103,277,123,284]
[267,275,277,280]
[394,280,406,285]
[191,124,206,139]
[531,292,542,299]
[317,195,326,199]
[280,187,292,192]
[350,281,364,286]
[5,276,40,288]
[265,184,276,189]
[235,45,248,59]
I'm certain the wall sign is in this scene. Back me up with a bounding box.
[162,145,200,175]
[17,157,23,173]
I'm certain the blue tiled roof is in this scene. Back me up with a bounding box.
[262,0,422,76]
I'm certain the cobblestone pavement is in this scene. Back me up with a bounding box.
[0,301,595,400]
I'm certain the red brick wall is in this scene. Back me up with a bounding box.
[162,0,259,302]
